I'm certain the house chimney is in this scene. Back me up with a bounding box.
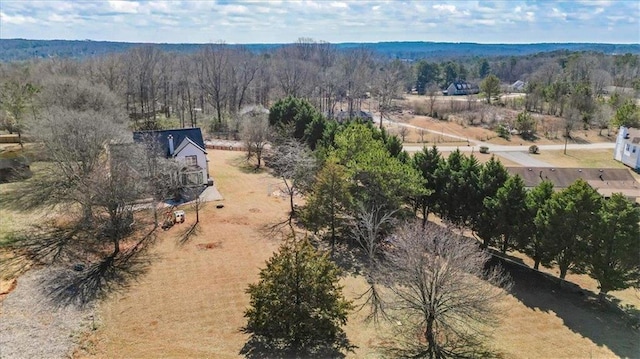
[168,134,174,156]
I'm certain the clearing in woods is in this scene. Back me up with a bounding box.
[73,150,638,358]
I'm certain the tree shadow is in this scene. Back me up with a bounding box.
[491,257,640,358]
[46,242,156,308]
[45,230,158,308]
[240,334,352,359]
[177,222,200,246]
[1,221,159,309]
[326,240,363,276]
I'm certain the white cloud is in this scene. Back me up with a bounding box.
[107,1,141,14]
[551,8,567,21]
[0,11,37,25]
[432,4,457,13]
[0,0,638,43]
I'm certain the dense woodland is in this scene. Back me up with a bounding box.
[2,38,639,62]
[1,39,639,140]
[1,39,639,357]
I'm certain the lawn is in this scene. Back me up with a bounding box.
[537,149,630,169]
[65,150,638,358]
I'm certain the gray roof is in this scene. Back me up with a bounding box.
[133,128,205,157]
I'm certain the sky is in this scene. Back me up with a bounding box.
[1,0,639,44]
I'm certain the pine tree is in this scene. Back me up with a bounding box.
[242,238,353,358]
[587,193,640,297]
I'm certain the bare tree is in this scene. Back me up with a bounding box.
[265,140,316,227]
[240,106,270,169]
[426,84,439,117]
[563,108,581,154]
[397,126,409,142]
[197,43,232,126]
[380,221,511,358]
[373,60,404,129]
[350,204,397,322]
[593,103,614,136]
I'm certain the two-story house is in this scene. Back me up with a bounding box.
[133,128,210,187]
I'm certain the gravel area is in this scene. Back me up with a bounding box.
[0,267,96,359]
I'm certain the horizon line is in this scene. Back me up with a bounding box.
[2,38,639,46]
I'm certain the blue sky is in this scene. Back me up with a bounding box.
[1,1,638,44]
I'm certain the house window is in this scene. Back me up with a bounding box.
[185,155,197,167]
[181,172,203,186]
[633,146,637,154]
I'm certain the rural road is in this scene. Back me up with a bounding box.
[383,117,616,167]
[206,118,616,168]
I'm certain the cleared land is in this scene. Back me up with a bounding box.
[72,150,638,359]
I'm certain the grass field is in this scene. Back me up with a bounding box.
[72,150,638,359]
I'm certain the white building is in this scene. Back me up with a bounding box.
[133,128,210,187]
[614,126,640,171]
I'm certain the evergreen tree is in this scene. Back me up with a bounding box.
[303,160,353,253]
[540,180,602,279]
[587,193,640,297]
[269,96,323,141]
[242,238,353,358]
[411,146,442,228]
[522,180,555,270]
[485,175,529,254]
[480,74,501,104]
[474,156,510,247]
[478,59,491,79]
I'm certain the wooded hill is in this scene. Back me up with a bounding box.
[1,38,639,62]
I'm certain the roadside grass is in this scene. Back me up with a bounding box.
[537,149,630,169]
[73,150,638,359]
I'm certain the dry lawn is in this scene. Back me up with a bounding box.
[73,150,638,359]
[395,95,616,147]
[537,149,632,169]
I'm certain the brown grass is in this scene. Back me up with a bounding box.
[537,149,630,169]
[69,150,637,359]
[395,95,615,147]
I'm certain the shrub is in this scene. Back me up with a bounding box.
[496,124,511,140]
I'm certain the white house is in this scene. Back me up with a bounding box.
[510,80,527,92]
[133,128,210,187]
[443,81,480,96]
[614,126,640,171]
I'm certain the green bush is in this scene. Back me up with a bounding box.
[496,124,511,140]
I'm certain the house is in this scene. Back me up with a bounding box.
[505,166,640,201]
[333,110,374,123]
[510,80,527,92]
[133,128,210,187]
[443,81,480,96]
[614,126,640,171]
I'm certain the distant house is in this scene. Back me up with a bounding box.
[330,110,374,123]
[506,166,640,201]
[614,126,640,172]
[443,81,480,96]
[133,128,210,187]
[510,80,527,92]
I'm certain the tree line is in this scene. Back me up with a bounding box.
[241,97,639,357]
[3,40,637,144]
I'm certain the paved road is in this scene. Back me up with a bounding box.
[382,117,615,167]
[402,142,616,153]
[204,117,616,168]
